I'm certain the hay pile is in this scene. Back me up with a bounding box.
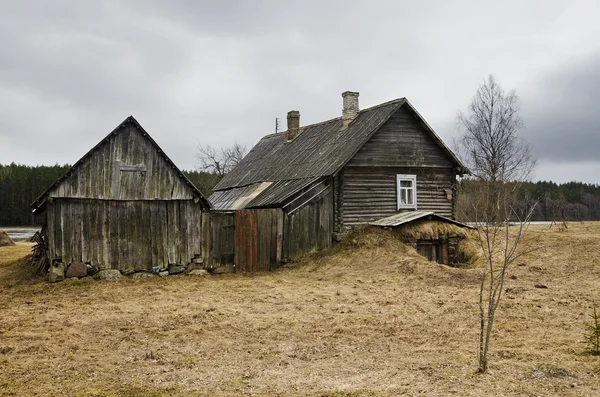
[0,230,15,247]
[395,220,472,241]
[394,220,482,267]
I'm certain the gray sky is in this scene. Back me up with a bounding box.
[1,0,598,183]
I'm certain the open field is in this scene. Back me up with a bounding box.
[1,224,600,396]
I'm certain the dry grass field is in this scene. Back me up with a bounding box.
[1,224,600,396]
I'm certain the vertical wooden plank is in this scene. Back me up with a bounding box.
[109,201,118,269]
[234,210,245,272]
[75,201,83,263]
[179,201,188,266]
[251,210,258,272]
[47,200,55,261]
[81,200,90,264]
[276,209,283,265]
[125,202,136,273]
[202,212,210,268]
[54,199,62,261]
[157,201,167,268]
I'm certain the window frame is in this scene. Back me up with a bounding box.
[396,174,417,210]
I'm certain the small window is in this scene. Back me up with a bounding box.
[397,174,417,209]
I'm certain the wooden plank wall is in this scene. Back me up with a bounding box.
[346,106,455,168]
[342,167,455,225]
[283,187,333,262]
[49,124,196,200]
[47,198,202,272]
[235,209,283,272]
[201,211,236,272]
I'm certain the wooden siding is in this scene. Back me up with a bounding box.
[235,209,283,272]
[283,185,333,261]
[347,105,455,168]
[49,124,195,200]
[47,198,202,272]
[202,211,236,272]
[342,167,455,225]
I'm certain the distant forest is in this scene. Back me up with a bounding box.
[0,163,222,226]
[2,163,600,226]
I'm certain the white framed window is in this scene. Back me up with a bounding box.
[397,174,417,209]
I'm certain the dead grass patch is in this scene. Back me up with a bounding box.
[0,224,600,396]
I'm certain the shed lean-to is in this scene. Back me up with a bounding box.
[31,116,210,273]
[209,92,468,270]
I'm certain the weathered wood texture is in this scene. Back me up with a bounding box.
[283,185,333,262]
[341,167,455,225]
[49,124,195,200]
[336,106,458,228]
[346,106,455,168]
[201,209,283,273]
[202,211,236,272]
[235,209,283,272]
[47,198,203,271]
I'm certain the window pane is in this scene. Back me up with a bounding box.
[400,190,407,204]
[406,188,413,204]
[400,180,412,187]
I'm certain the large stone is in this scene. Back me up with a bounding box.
[132,272,155,279]
[158,271,169,277]
[93,269,122,281]
[66,262,87,278]
[187,269,209,276]
[48,263,65,283]
[168,264,186,275]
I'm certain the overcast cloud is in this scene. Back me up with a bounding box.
[0,0,599,183]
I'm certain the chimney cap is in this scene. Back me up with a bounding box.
[287,110,300,117]
[342,91,359,97]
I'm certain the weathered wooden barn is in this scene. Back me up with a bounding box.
[208,92,468,271]
[30,116,210,274]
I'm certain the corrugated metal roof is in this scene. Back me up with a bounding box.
[209,177,322,210]
[370,211,473,229]
[247,177,322,208]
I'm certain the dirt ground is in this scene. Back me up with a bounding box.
[1,223,600,396]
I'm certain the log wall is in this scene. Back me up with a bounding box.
[338,105,458,227]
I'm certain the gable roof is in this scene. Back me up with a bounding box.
[369,211,473,229]
[214,98,467,193]
[31,116,211,213]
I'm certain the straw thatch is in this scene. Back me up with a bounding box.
[395,220,472,242]
[0,230,15,247]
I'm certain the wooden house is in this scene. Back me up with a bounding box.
[30,116,211,274]
[208,92,468,271]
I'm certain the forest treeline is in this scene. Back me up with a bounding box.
[0,163,222,226]
[457,179,600,222]
[2,163,600,226]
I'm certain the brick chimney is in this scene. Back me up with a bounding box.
[342,91,359,129]
[286,110,300,140]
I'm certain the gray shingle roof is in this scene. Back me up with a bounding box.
[211,97,468,210]
[214,99,406,191]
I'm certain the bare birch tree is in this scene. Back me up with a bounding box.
[457,75,537,373]
[196,142,247,176]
